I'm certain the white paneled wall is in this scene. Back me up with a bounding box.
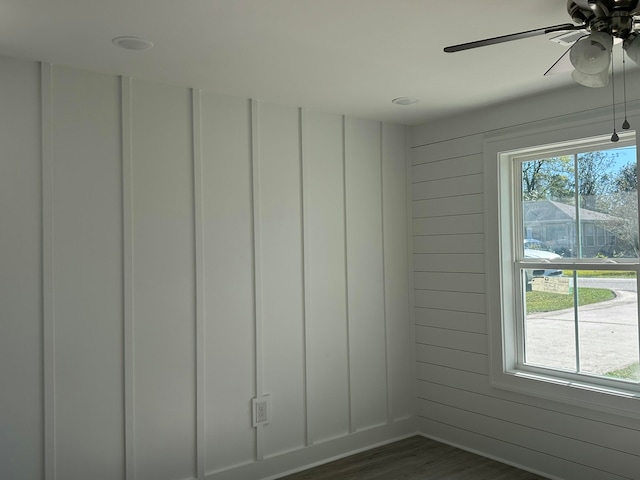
[49,65,125,480]
[411,87,640,479]
[131,78,197,480]
[382,124,414,421]
[303,111,350,443]
[200,92,256,472]
[0,56,413,480]
[257,102,306,457]
[0,58,43,480]
[344,118,388,431]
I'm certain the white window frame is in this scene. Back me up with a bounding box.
[484,110,640,419]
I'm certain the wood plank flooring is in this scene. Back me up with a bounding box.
[279,436,549,479]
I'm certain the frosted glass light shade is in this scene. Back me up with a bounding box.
[570,32,612,74]
[571,68,609,87]
[624,33,640,66]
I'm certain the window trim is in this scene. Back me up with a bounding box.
[484,109,640,419]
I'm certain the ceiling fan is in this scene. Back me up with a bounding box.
[444,0,640,89]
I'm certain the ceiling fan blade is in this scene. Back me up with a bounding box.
[444,23,581,53]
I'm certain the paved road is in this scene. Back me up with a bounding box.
[577,277,637,292]
[526,288,639,376]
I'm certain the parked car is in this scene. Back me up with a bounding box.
[524,238,556,254]
[524,239,563,285]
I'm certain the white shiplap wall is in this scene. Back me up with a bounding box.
[0,56,414,480]
[411,81,640,479]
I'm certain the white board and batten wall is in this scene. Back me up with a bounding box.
[0,56,414,480]
[410,80,640,479]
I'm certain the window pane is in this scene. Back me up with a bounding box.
[522,269,640,382]
[583,223,595,247]
[521,156,576,258]
[577,148,638,259]
[575,271,639,382]
[522,270,576,371]
[596,226,606,246]
[521,147,638,260]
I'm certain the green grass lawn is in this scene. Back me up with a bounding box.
[526,287,616,313]
[605,363,640,381]
[561,270,636,278]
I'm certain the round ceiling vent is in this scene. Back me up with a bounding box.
[112,36,154,51]
[392,97,420,106]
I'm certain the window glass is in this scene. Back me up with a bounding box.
[517,142,639,388]
[520,146,639,260]
[522,270,639,382]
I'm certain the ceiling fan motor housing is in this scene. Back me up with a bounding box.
[568,0,640,39]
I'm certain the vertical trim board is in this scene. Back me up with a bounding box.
[342,115,354,434]
[405,126,418,420]
[41,61,56,480]
[192,88,206,478]
[250,99,265,461]
[379,123,391,424]
[300,108,311,447]
[121,75,135,480]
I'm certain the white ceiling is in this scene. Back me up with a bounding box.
[0,0,593,125]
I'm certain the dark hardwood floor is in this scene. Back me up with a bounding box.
[279,436,549,480]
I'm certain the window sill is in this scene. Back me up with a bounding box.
[490,366,640,420]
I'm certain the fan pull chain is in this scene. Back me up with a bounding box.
[622,50,631,130]
[611,48,619,142]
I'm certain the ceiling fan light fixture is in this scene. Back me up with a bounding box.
[623,32,640,65]
[570,31,612,74]
[571,68,610,87]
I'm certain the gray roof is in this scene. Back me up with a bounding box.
[523,200,619,223]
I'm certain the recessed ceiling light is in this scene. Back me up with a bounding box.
[392,97,420,106]
[112,36,154,51]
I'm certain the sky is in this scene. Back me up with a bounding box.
[610,145,636,170]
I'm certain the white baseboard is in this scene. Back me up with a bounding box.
[205,417,416,480]
[417,427,561,480]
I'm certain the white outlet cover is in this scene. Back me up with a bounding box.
[252,395,271,427]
